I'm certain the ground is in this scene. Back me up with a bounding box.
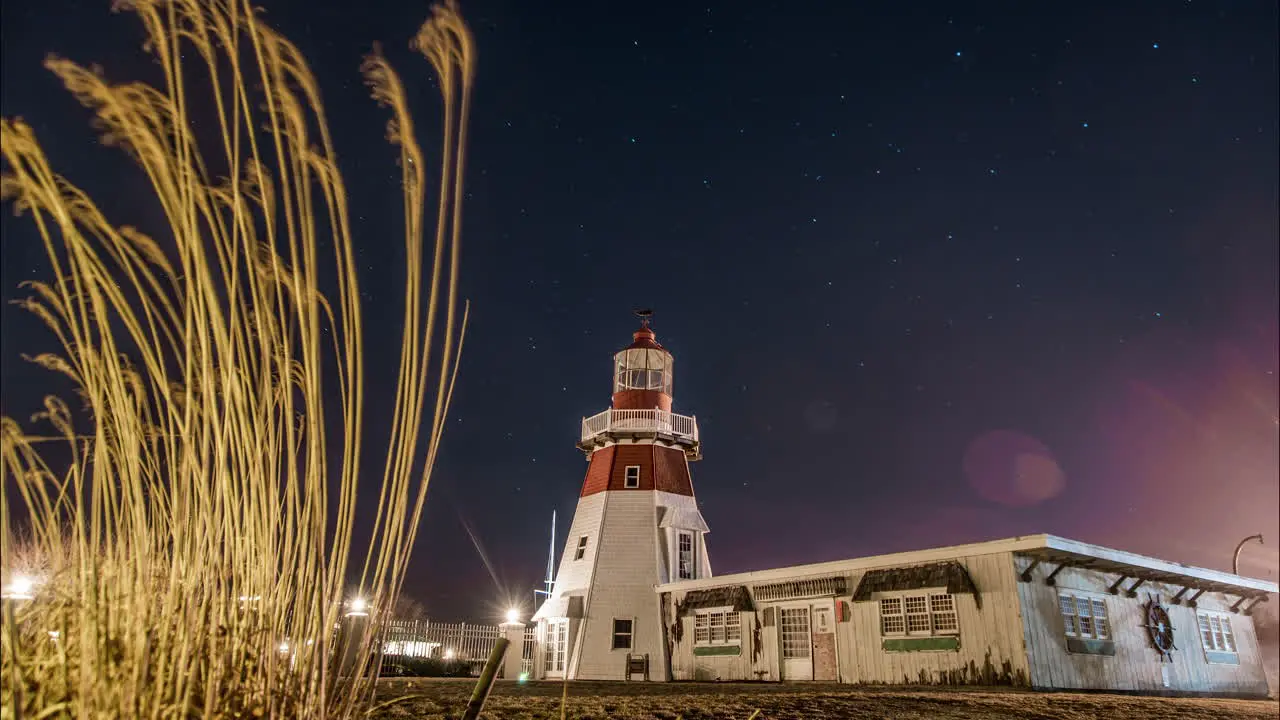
[371,678,1279,719]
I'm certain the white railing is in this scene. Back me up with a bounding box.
[381,619,501,669]
[580,408,699,444]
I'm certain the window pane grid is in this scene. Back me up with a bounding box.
[694,610,741,646]
[678,533,694,580]
[1198,612,1237,654]
[1060,593,1108,641]
[780,608,811,659]
[880,593,959,636]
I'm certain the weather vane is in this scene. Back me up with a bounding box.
[633,308,653,328]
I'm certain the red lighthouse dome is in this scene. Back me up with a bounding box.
[577,312,700,460]
[611,313,674,412]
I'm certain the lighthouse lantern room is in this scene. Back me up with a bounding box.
[533,312,710,680]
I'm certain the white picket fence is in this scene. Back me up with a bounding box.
[381,619,501,669]
[380,619,541,677]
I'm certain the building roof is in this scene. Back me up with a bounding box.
[655,534,1278,597]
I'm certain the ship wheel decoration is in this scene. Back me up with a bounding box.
[1141,593,1177,662]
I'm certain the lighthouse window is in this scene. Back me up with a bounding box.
[624,465,641,488]
[611,618,634,650]
[1059,593,1110,640]
[677,533,694,580]
[573,536,588,561]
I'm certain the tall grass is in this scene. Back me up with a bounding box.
[0,0,474,716]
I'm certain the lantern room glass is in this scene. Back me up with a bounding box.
[613,347,673,395]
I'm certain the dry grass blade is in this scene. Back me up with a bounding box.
[0,1,475,718]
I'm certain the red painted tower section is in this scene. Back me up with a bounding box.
[576,317,701,498]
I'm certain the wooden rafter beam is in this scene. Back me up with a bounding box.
[1044,563,1067,587]
[1019,559,1041,583]
[1125,578,1146,598]
[1187,588,1206,608]
[1107,576,1129,595]
[1170,586,1191,605]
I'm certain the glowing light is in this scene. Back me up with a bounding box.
[518,672,529,683]
[346,596,369,617]
[1,575,37,600]
[278,641,290,654]
[48,630,60,640]
[505,608,521,624]
[443,648,456,660]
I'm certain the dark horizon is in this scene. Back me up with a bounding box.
[1,0,1276,623]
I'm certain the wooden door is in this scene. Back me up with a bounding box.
[811,602,838,681]
[779,606,813,680]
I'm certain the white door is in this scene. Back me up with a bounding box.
[779,606,812,680]
[543,619,568,678]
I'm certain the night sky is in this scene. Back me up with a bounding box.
[2,1,1277,622]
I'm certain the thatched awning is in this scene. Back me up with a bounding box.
[677,586,753,614]
[852,561,981,608]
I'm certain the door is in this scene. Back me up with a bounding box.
[779,606,812,680]
[811,602,838,681]
[542,619,568,678]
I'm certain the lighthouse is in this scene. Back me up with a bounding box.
[531,312,710,681]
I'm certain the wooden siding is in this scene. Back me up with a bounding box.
[1014,555,1269,696]
[664,551,1030,686]
[579,443,693,497]
[572,491,669,680]
[578,446,615,496]
[841,551,1028,686]
[664,596,769,681]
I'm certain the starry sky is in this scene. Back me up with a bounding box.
[2,0,1277,622]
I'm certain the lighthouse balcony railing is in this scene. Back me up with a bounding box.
[580,408,699,444]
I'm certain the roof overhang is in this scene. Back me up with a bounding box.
[656,534,1279,600]
[1016,536,1278,600]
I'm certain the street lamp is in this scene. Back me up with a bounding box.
[1,574,37,601]
[1233,534,1264,575]
[346,596,369,617]
[505,607,521,624]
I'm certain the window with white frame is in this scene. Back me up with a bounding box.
[573,536,588,561]
[879,592,959,636]
[677,532,694,580]
[612,618,634,650]
[624,465,641,488]
[1197,611,1237,654]
[693,608,742,646]
[1059,593,1110,640]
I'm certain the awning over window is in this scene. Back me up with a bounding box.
[657,506,710,533]
[676,585,753,615]
[852,561,981,608]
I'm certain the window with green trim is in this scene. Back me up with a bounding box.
[879,593,958,636]
[693,608,741,646]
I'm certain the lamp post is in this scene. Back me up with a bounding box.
[1232,534,1263,575]
[1,574,38,601]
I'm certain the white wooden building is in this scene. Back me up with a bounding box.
[658,534,1275,695]
[529,316,1277,696]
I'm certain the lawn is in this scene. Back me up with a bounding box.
[371,678,1280,719]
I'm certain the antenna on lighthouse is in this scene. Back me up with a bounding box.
[633,308,653,328]
[534,510,556,604]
